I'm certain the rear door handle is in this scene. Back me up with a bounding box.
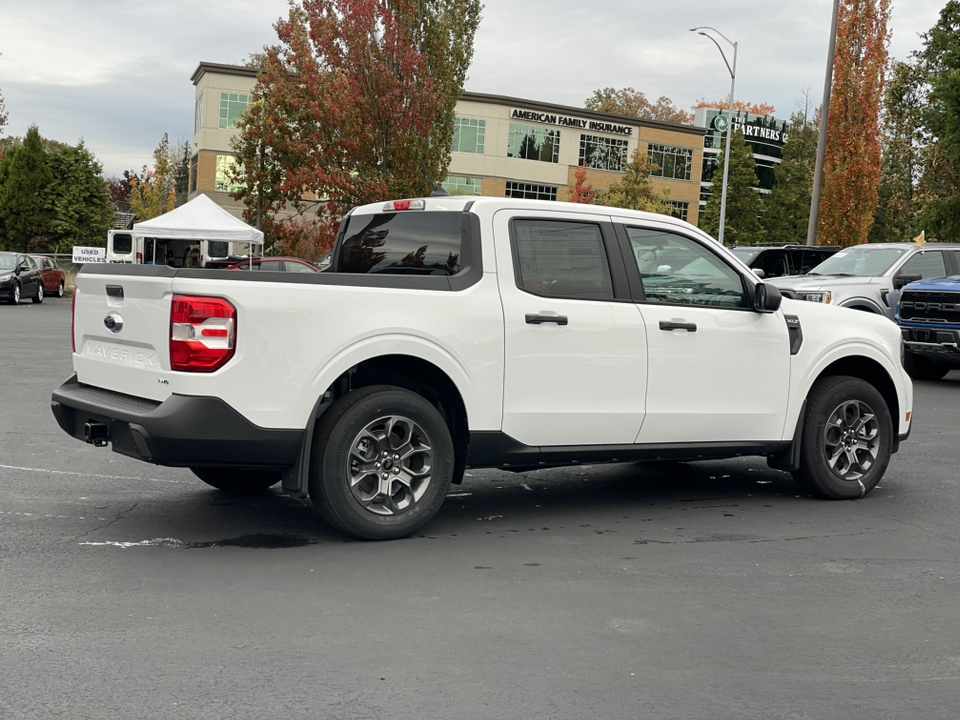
[526,313,569,326]
[659,320,697,332]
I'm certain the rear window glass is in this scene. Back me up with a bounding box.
[338,212,462,275]
[112,233,133,255]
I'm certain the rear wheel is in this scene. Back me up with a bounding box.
[56,281,64,298]
[309,385,454,540]
[903,353,950,381]
[792,376,893,499]
[32,285,43,303]
[190,467,281,493]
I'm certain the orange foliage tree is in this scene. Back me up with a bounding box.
[818,0,892,247]
[568,165,596,204]
[691,99,776,116]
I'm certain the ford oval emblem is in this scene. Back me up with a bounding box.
[104,313,123,333]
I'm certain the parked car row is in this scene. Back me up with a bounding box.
[0,252,66,305]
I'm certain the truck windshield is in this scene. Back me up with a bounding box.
[808,246,907,277]
[338,212,462,275]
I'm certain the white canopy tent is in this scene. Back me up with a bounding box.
[132,193,264,244]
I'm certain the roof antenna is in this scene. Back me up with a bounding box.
[420,159,450,196]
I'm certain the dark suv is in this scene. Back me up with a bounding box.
[730,244,841,279]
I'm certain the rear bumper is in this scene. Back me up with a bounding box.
[50,374,303,469]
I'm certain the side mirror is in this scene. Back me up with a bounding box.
[752,267,766,279]
[893,274,922,290]
[753,282,782,314]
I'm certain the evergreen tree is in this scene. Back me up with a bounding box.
[47,141,114,249]
[763,111,818,244]
[0,125,54,251]
[699,130,765,245]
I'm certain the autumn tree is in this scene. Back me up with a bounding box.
[763,109,819,243]
[818,0,891,247]
[585,87,691,124]
[46,141,114,249]
[129,133,178,221]
[0,125,54,251]
[699,130,764,245]
[692,98,776,116]
[234,0,482,252]
[567,164,596,204]
[0,85,7,138]
[595,148,667,212]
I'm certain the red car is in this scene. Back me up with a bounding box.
[30,255,67,298]
[225,257,321,273]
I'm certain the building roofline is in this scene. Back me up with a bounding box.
[188,64,704,138]
[191,61,260,85]
[460,91,705,137]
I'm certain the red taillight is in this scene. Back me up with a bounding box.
[136,252,143,263]
[71,289,78,353]
[169,295,236,372]
[382,199,425,212]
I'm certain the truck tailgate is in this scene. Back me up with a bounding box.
[73,268,175,401]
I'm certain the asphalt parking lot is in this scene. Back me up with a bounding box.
[2,298,959,719]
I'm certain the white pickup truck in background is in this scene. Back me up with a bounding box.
[52,196,913,539]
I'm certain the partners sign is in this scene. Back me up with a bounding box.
[73,246,106,264]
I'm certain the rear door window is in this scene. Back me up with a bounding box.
[112,233,133,255]
[338,212,462,275]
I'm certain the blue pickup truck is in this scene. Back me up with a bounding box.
[897,276,960,380]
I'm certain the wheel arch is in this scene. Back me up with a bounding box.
[286,353,470,498]
[838,298,884,314]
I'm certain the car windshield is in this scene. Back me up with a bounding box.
[730,248,760,262]
[807,246,907,277]
[0,253,17,270]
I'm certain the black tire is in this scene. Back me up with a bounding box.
[32,284,43,304]
[903,353,950,381]
[56,282,64,298]
[309,385,454,540]
[8,283,20,305]
[190,467,282,493]
[792,375,893,499]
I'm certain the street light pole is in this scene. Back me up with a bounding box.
[691,27,737,246]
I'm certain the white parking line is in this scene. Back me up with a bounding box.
[0,464,184,484]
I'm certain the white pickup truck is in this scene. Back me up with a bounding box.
[52,196,913,539]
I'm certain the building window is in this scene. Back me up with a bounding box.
[194,94,204,135]
[189,154,198,193]
[441,175,482,195]
[452,118,485,154]
[648,143,693,181]
[665,201,689,222]
[507,123,560,164]
[216,155,244,193]
[506,182,558,201]
[219,92,251,130]
[578,134,629,172]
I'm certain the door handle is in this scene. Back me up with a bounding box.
[526,313,569,326]
[659,320,697,332]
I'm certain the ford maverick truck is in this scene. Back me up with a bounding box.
[52,197,913,539]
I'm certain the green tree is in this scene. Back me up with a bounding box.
[235,0,482,253]
[819,0,892,247]
[595,148,667,212]
[129,133,177,221]
[46,141,114,250]
[585,87,691,124]
[914,2,960,239]
[700,130,764,245]
[0,125,54,251]
[763,110,818,243]
[870,60,925,242]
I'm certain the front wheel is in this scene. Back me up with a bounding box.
[8,283,20,305]
[190,467,282,493]
[903,353,950,381]
[792,376,893,499]
[309,385,455,540]
[56,281,64,298]
[32,284,43,303]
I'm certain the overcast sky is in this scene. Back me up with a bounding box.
[0,0,947,178]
